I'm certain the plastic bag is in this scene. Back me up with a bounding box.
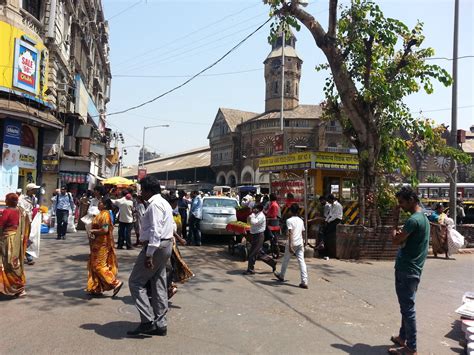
[81,214,93,237]
[27,213,41,258]
[67,213,77,233]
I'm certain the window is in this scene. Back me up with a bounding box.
[273,81,278,95]
[22,0,41,19]
[285,81,290,95]
[295,83,298,96]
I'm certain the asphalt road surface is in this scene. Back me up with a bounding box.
[1,231,472,354]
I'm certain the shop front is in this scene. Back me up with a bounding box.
[0,21,62,201]
[259,151,359,200]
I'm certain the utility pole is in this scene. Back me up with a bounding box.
[280,29,285,152]
[449,0,459,225]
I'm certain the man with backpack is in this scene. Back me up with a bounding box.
[53,186,75,240]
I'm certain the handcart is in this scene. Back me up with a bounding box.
[226,222,251,261]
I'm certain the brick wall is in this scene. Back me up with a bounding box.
[336,225,399,260]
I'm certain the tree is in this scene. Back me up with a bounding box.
[265,0,471,226]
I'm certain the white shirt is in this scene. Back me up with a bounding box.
[140,194,174,256]
[326,200,343,223]
[112,197,134,223]
[249,211,266,234]
[286,216,305,247]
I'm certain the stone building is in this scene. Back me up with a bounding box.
[0,0,114,203]
[208,32,351,188]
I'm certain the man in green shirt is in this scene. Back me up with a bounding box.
[389,186,429,355]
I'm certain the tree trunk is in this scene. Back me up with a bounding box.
[357,142,379,227]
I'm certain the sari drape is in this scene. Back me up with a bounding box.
[86,210,120,294]
[171,214,194,283]
[0,208,27,296]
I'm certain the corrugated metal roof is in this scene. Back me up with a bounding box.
[145,146,210,174]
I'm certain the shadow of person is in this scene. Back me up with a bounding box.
[332,343,389,354]
[63,289,93,300]
[81,321,149,340]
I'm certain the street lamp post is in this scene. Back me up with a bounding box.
[141,124,170,168]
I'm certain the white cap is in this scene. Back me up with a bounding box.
[26,183,40,191]
[16,188,23,194]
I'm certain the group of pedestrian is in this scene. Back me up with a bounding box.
[0,182,436,352]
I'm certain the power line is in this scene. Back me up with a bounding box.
[414,105,474,114]
[426,55,474,61]
[107,0,143,21]
[121,15,267,73]
[114,2,262,69]
[128,113,210,126]
[114,68,262,78]
[104,17,272,118]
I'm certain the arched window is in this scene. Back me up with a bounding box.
[285,81,290,95]
[273,81,278,95]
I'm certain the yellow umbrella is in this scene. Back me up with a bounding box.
[102,176,135,186]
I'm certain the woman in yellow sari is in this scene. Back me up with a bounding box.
[0,193,27,297]
[86,198,123,297]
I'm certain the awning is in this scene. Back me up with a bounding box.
[0,98,63,129]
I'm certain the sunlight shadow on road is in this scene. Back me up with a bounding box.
[81,321,142,340]
[331,343,389,354]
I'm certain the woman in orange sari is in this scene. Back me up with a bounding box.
[0,193,27,297]
[86,198,123,297]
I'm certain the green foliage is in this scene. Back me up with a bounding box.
[425,174,445,183]
[376,179,397,210]
[266,0,470,179]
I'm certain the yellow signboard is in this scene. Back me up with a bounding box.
[314,152,358,165]
[0,21,48,98]
[259,151,359,171]
[259,152,313,168]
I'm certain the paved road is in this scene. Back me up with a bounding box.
[1,231,472,354]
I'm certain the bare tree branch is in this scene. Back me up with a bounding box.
[364,35,374,88]
[386,38,417,83]
[328,0,338,39]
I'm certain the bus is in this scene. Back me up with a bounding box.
[417,183,474,200]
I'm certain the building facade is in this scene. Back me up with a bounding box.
[0,0,114,203]
[208,32,352,189]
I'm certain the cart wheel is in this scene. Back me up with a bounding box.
[228,241,235,255]
[240,245,248,261]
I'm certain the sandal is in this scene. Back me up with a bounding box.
[387,345,417,355]
[168,286,178,299]
[112,281,123,298]
[390,336,406,347]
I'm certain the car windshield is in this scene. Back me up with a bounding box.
[203,198,238,208]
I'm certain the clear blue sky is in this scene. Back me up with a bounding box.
[102,0,474,166]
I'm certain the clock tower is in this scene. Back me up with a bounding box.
[264,31,302,112]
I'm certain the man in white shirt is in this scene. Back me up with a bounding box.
[322,194,343,257]
[112,192,134,249]
[127,176,174,337]
[274,203,308,289]
[243,204,276,275]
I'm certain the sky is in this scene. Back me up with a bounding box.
[102,0,474,166]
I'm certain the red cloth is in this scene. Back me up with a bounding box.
[0,208,20,230]
[265,201,280,219]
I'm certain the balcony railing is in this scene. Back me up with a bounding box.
[325,146,351,153]
[325,125,342,132]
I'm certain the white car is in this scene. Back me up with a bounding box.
[200,197,239,236]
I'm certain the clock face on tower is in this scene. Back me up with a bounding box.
[272,59,281,69]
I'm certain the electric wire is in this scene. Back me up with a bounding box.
[107,0,143,21]
[114,2,262,69]
[113,68,262,78]
[103,17,272,118]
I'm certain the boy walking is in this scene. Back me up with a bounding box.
[274,203,308,289]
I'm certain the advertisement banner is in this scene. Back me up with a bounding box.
[12,39,39,94]
[19,146,37,169]
[271,180,305,205]
[138,168,147,181]
[1,119,21,196]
